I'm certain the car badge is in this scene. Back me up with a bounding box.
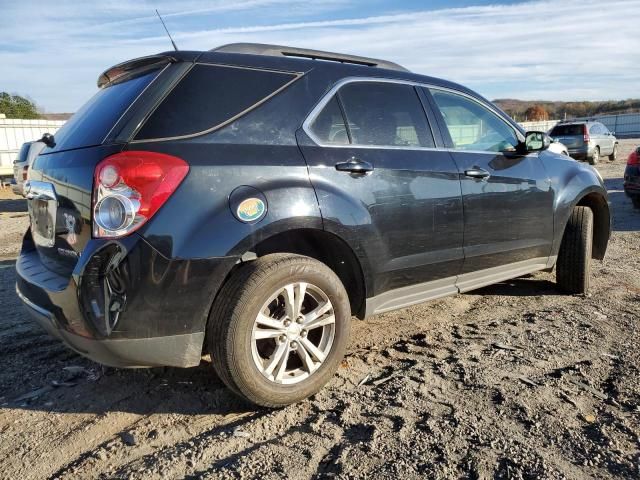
[63,212,77,245]
[236,198,266,222]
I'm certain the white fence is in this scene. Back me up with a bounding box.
[519,119,559,132]
[0,117,66,176]
[520,113,640,138]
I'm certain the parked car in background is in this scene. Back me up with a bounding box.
[548,138,569,156]
[624,146,640,209]
[16,43,611,407]
[11,140,45,196]
[549,120,618,165]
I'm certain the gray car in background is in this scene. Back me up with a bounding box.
[549,120,618,165]
[11,140,45,196]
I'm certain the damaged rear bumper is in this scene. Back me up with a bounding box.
[15,230,238,368]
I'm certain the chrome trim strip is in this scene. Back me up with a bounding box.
[301,76,524,151]
[24,180,56,201]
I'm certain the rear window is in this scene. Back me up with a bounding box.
[17,142,31,162]
[48,69,160,152]
[135,64,297,140]
[550,124,584,136]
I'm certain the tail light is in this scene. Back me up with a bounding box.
[628,149,640,166]
[583,124,590,143]
[93,151,189,238]
[22,166,28,181]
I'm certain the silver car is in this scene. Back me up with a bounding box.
[549,120,618,165]
[11,140,45,196]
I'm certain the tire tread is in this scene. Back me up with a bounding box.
[556,206,593,294]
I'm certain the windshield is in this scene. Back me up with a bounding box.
[44,69,161,153]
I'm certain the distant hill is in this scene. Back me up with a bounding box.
[493,99,640,121]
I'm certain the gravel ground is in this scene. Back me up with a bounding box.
[0,140,638,480]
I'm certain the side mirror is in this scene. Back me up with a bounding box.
[524,131,550,152]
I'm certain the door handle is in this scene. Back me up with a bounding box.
[464,167,490,179]
[335,158,374,174]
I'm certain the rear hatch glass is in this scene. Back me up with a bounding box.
[44,69,160,153]
[27,68,164,277]
[550,124,584,136]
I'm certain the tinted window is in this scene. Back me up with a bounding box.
[309,96,349,145]
[430,89,519,152]
[136,64,297,140]
[49,70,160,152]
[338,82,433,148]
[550,124,584,136]
[589,124,600,134]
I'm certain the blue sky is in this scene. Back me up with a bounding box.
[1,0,638,112]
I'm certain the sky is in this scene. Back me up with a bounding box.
[0,0,638,113]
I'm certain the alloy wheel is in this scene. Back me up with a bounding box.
[251,282,336,385]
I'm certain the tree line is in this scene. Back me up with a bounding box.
[0,92,40,119]
[493,98,640,121]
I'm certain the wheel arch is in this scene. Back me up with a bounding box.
[575,191,610,260]
[248,228,368,319]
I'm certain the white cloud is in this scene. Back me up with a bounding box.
[1,0,639,111]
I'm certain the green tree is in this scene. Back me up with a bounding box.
[0,92,40,119]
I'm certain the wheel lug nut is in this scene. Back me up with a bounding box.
[283,319,291,327]
[296,316,303,324]
[279,335,286,343]
[301,330,307,337]
[290,341,298,349]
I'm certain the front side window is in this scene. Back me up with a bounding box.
[338,82,434,148]
[430,89,519,152]
[308,96,349,145]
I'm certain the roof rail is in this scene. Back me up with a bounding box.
[211,43,410,72]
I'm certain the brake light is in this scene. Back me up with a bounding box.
[628,149,640,166]
[583,124,590,143]
[22,166,28,181]
[93,151,189,238]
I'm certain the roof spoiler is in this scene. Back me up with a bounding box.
[97,54,176,88]
[211,43,409,73]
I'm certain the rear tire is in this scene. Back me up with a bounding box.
[208,253,351,407]
[632,196,640,209]
[608,144,617,161]
[556,206,593,294]
[589,147,599,165]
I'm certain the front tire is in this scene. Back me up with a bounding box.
[609,144,617,161]
[556,206,593,294]
[208,253,351,407]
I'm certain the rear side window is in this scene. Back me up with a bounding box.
[50,69,160,152]
[135,64,298,140]
[550,124,584,136]
[338,82,434,148]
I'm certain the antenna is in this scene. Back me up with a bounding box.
[155,9,178,51]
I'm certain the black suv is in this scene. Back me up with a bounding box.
[16,44,610,407]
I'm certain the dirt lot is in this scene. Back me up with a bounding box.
[0,141,638,480]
